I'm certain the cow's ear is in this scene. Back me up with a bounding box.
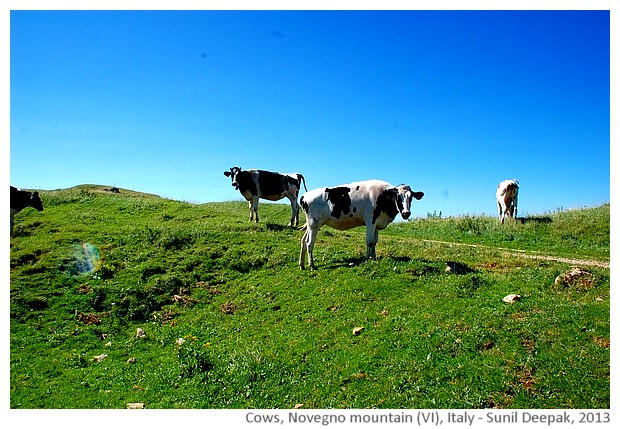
[413,191,424,200]
[33,191,39,197]
[224,171,231,177]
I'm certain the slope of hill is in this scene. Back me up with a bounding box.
[10,185,610,408]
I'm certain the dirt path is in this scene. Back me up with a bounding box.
[419,239,610,269]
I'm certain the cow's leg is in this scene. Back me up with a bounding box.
[247,201,254,222]
[365,224,379,259]
[499,201,507,224]
[497,201,503,223]
[287,194,299,227]
[512,196,518,220]
[251,197,260,223]
[301,225,319,270]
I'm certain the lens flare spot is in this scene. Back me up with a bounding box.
[63,243,102,276]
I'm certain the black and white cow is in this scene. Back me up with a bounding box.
[10,186,44,234]
[299,180,424,270]
[496,179,519,223]
[224,167,307,227]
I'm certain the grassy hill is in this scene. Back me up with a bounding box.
[10,185,610,408]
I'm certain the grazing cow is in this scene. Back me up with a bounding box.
[10,186,44,234]
[299,180,424,270]
[496,179,520,223]
[224,167,307,227]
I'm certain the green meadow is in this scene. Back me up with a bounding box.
[10,185,609,409]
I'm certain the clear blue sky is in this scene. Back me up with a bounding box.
[8,8,611,217]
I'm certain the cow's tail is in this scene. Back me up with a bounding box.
[298,174,308,192]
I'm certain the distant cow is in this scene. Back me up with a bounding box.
[224,167,307,226]
[299,180,424,270]
[10,186,44,234]
[496,179,519,223]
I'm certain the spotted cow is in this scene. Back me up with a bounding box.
[299,180,424,270]
[496,179,520,223]
[224,167,307,227]
[10,186,44,234]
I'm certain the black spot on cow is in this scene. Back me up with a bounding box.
[326,187,352,218]
[300,196,308,213]
[256,170,288,196]
[372,188,399,224]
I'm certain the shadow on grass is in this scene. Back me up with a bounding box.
[265,222,295,232]
[326,255,479,279]
[327,256,368,268]
[517,216,553,224]
[444,261,476,274]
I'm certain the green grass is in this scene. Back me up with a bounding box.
[388,205,610,261]
[10,185,609,409]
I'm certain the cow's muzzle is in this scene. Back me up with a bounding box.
[401,211,411,220]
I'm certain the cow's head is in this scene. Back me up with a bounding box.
[30,191,44,212]
[224,167,243,190]
[394,185,423,220]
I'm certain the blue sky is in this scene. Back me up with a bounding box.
[7,7,611,218]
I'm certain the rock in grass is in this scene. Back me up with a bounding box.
[136,327,146,338]
[502,294,522,303]
[126,402,145,409]
[93,353,108,362]
[555,267,594,288]
[352,327,364,336]
[221,302,238,314]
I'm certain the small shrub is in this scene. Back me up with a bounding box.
[89,288,107,311]
[177,335,214,378]
[152,273,187,296]
[68,352,90,368]
[454,274,484,297]
[114,286,167,321]
[17,293,49,311]
[456,216,487,235]
[139,263,166,281]
[229,255,267,274]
